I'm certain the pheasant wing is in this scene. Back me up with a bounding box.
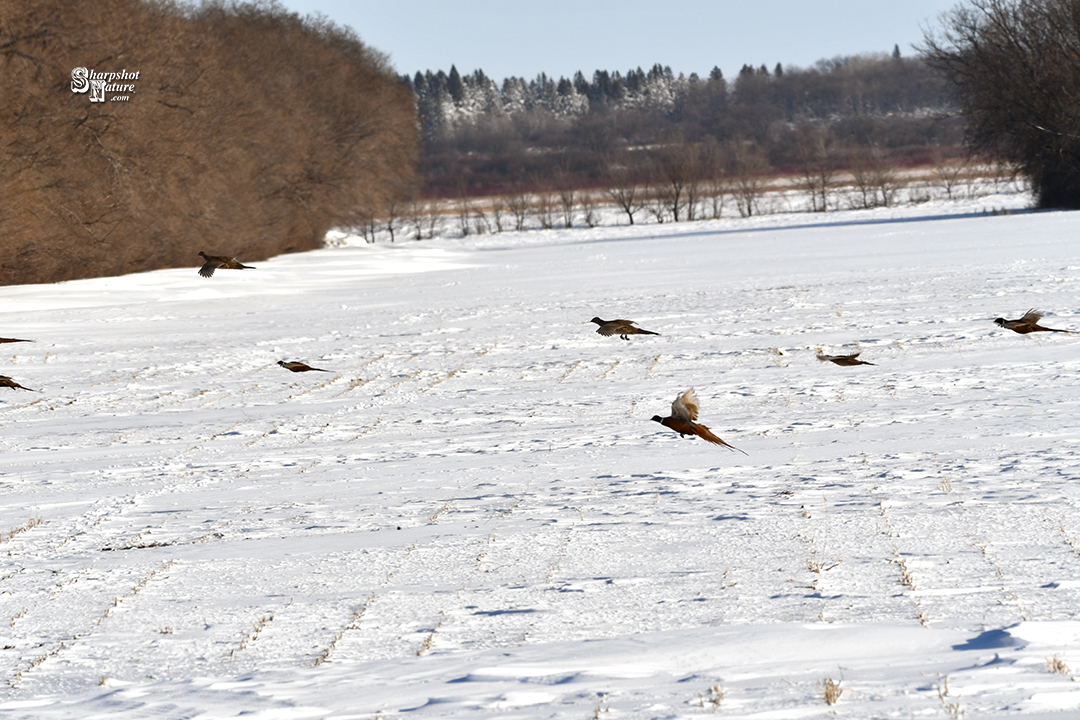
[672,388,700,422]
[595,322,619,337]
[595,319,633,336]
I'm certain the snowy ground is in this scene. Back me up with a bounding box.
[4,192,1080,718]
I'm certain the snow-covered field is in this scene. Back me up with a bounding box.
[4,192,1080,719]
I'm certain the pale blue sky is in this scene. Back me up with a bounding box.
[276,0,962,81]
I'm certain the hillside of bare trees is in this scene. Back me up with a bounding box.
[404,51,962,196]
[1,0,417,286]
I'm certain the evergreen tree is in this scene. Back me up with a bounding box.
[608,71,626,102]
[573,70,589,95]
[590,69,611,103]
[447,64,465,103]
[502,76,529,112]
[646,63,675,83]
[432,70,448,94]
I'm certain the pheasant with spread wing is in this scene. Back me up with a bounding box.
[994,310,1072,334]
[198,252,256,278]
[817,351,875,366]
[589,317,659,340]
[651,388,745,454]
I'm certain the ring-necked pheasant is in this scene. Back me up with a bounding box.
[198,252,256,278]
[278,361,330,373]
[590,317,659,340]
[817,351,875,366]
[0,375,37,392]
[651,388,745,453]
[994,310,1072,334]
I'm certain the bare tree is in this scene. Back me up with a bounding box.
[796,125,837,212]
[534,186,556,229]
[456,192,472,237]
[604,159,646,225]
[490,195,506,232]
[407,193,426,240]
[351,212,378,243]
[471,206,489,235]
[990,157,1024,194]
[654,140,698,222]
[423,199,443,238]
[645,175,672,224]
[848,145,900,208]
[384,197,402,242]
[684,172,702,221]
[556,173,576,228]
[383,182,411,242]
[700,146,729,219]
[703,176,728,219]
[731,140,769,217]
[579,190,601,227]
[848,152,876,210]
[506,188,530,231]
[922,0,1080,208]
[871,149,901,207]
[930,148,969,199]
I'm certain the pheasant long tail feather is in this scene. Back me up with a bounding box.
[695,423,746,454]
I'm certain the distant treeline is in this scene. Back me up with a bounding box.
[403,51,963,195]
[1,0,417,286]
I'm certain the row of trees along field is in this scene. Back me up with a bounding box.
[1,0,417,286]
[6,0,1074,281]
[404,48,964,197]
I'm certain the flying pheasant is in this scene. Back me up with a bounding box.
[994,310,1072,334]
[817,351,875,366]
[0,375,38,392]
[0,338,32,344]
[651,388,745,453]
[278,361,330,373]
[590,317,660,340]
[198,251,256,278]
